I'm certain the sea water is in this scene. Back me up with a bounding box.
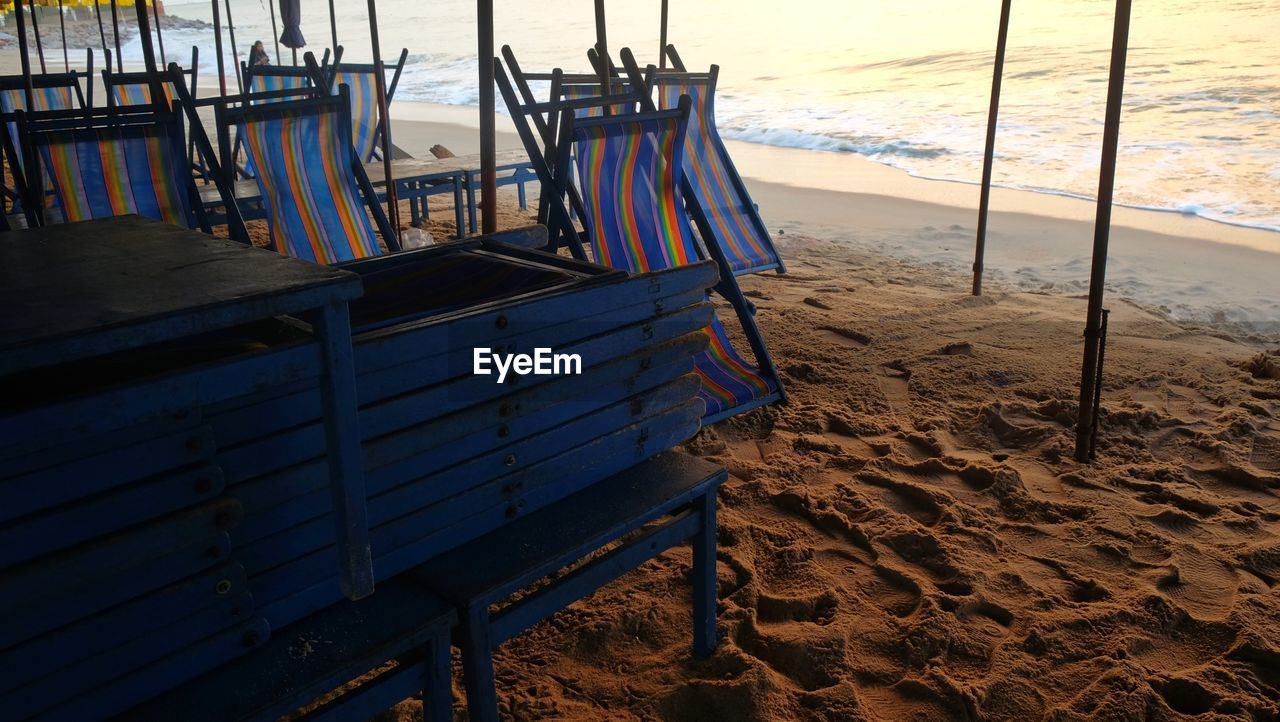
[145,0,1279,237]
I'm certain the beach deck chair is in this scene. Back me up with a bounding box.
[215,85,400,263]
[315,47,408,164]
[0,63,92,210]
[552,97,785,422]
[620,48,785,276]
[416,451,725,722]
[102,49,206,181]
[11,102,237,236]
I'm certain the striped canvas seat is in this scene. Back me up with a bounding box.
[26,114,194,227]
[0,82,80,180]
[564,100,783,422]
[651,69,784,276]
[331,69,381,163]
[108,81,176,108]
[249,72,311,103]
[227,91,393,264]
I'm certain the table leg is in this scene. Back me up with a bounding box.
[314,300,375,600]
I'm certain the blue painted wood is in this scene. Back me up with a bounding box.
[312,299,374,600]
[235,375,700,576]
[0,425,215,523]
[415,451,725,722]
[0,216,361,377]
[208,299,710,487]
[257,400,702,626]
[231,341,702,546]
[122,578,454,722]
[0,409,203,477]
[0,464,225,566]
[0,497,241,606]
[0,533,232,650]
[11,596,262,720]
[32,617,271,722]
[0,563,250,690]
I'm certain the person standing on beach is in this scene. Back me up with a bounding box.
[250,41,270,66]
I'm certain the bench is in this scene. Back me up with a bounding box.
[415,451,725,722]
[124,578,456,722]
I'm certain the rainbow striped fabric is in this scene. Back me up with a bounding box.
[331,70,381,163]
[107,80,176,108]
[560,82,634,119]
[655,77,782,276]
[237,106,382,264]
[248,72,310,103]
[572,114,776,420]
[35,125,190,226]
[1,85,78,176]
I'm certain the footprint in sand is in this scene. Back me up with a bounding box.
[803,296,835,311]
[866,564,923,618]
[1154,546,1239,620]
[958,600,1015,638]
[878,364,913,429]
[855,473,945,527]
[756,589,839,626]
[818,326,871,348]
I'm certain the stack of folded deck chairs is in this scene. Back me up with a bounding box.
[0,241,715,720]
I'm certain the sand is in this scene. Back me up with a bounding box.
[3,45,1280,720]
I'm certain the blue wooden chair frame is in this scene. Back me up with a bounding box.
[214,86,401,260]
[0,58,93,211]
[11,103,235,237]
[415,451,725,722]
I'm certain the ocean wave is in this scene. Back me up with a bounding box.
[718,125,950,160]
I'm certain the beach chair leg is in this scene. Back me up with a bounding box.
[517,178,527,211]
[459,603,499,722]
[465,171,478,236]
[693,489,718,657]
[422,631,454,722]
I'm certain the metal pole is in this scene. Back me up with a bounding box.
[478,0,496,234]
[94,0,110,70]
[328,0,338,55]
[131,0,164,109]
[972,0,1010,296]
[57,0,70,73]
[26,0,47,74]
[109,0,123,72]
[366,0,401,242]
[268,0,280,64]
[211,0,227,96]
[12,0,35,112]
[151,0,167,66]
[593,0,608,92]
[223,0,243,93]
[658,0,668,69]
[1075,0,1132,463]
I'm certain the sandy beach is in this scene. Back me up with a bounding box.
[3,31,1280,719]
[358,109,1280,719]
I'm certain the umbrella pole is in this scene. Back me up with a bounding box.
[593,0,608,92]
[972,0,1011,297]
[151,0,167,66]
[223,0,243,94]
[109,0,122,72]
[365,0,401,243]
[659,0,668,69]
[328,0,338,56]
[268,0,280,64]
[1074,0,1132,463]
[131,0,164,110]
[57,0,69,73]
[13,0,35,212]
[26,0,47,74]
[210,0,227,96]
[478,0,496,234]
[94,0,109,70]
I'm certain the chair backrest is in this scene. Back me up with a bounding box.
[620,49,784,276]
[558,99,778,418]
[246,67,313,103]
[561,100,696,272]
[219,88,393,264]
[17,105,196,229]
[324,49,407,163]
[104,48,198,110]
[0,75,85,177]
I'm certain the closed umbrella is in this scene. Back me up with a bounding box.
[279,0,306,62]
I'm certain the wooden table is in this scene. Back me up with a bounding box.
[0,215,375,599]
[199,149,536,238]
